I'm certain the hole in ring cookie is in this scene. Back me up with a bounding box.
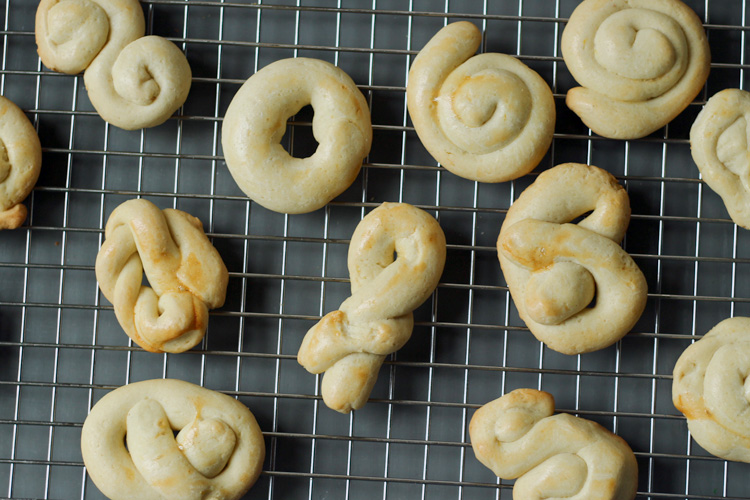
[281,105,318,160]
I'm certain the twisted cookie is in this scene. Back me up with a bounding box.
[690,89,750,228]
[407,22,555,182]
[95,199,228,353]
[562,0,710,139]
[470,389,638,500]
[497,163,647,354]
[673,317,750,462]
[297,203,446,413]
[0,96,42,230]
[81,379,265,500]
[36,0,191,130]
[222,58,372,214]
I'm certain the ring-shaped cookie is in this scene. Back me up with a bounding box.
[673,316,750,462]
[221,58,372,214]
[497,163,648,354]
[297,202,446,412]
[690,89,750,228]
[0,96,42,230]
[470,389,638,500]
[81,379,265,500]
[407,21,555,182]
[561,0,710,139]
[36,0,192,130]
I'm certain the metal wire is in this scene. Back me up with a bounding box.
[2,0,750,499]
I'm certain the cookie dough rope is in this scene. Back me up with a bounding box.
[497,163,647,355]
[95,199,228,353]
[36,0,192,130]
[0,97,42,230]
[690,89,750,229]
[297,203,446,413]
[470,389,638,500]
[561,0,710,139]
[673,317,750,462]
[81,379,265,500]
[407,21,555,183]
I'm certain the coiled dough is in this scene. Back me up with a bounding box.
[81,379,265,500]
[470,389,638,500]
[690,89,750,228]
[407,21,555,182]
[95,199,228,353]
[36,0,192,130]
[0,96,42,230]
[561,0,710,139]
[221,58,372,214]
[497,163,647,354]
[297,203,446,413]
[673,316,750,462]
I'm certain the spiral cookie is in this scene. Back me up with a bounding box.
[0,97,42,230]
[95,199,228,353]
[672,317,750,462]
[497,163,648,355]
[561,0,710,139]
[81,379,265,500]
[407,21,555,183]
[222,58,372,214]
[690,89,750,228]
[470,389,638,500]
[297,203,446,413]
[35,0,192,130]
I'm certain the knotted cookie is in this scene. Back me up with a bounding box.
[690,89,750,229]
[562,0,710,139]
[470,389,638,500]
[222,58,372,214]
[407,21,555,183]
[673,316,750,462]
[0,96,42,230]
[81,379,265,500]
[95,199,228,353]
[497,163,648,354]
[36,0,192,130]
[297,203,446,413]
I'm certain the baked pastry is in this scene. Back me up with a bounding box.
[497,163,647,354]
[35,0,192,130]
[561,0,710,139]
[95,199,228,353]
[297,202,446,413]
[672,316,750,462]
[0,96,42,230]
[407,21,555,183]
[221,58,372,214]
[470,389,638,500]
[81,379,265,500]
[690,89,750,228]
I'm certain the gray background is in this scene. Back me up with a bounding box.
[1,0,749,498]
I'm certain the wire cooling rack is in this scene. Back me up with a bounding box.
[2,0,750,499]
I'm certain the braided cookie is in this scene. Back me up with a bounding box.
[497,163,647,355]
[470,389,638,500]
[221,58,372,214]
[81,379,265,500]
[690,89,750,229]
[672,317,750,462]
[407,22,555,183]
[0,96,42,230]
[561,0,710,139]
[95,199,228,353]
[297,203,446,413]
[35,0,191,130]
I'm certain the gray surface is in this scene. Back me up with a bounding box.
[0,0,749,498]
